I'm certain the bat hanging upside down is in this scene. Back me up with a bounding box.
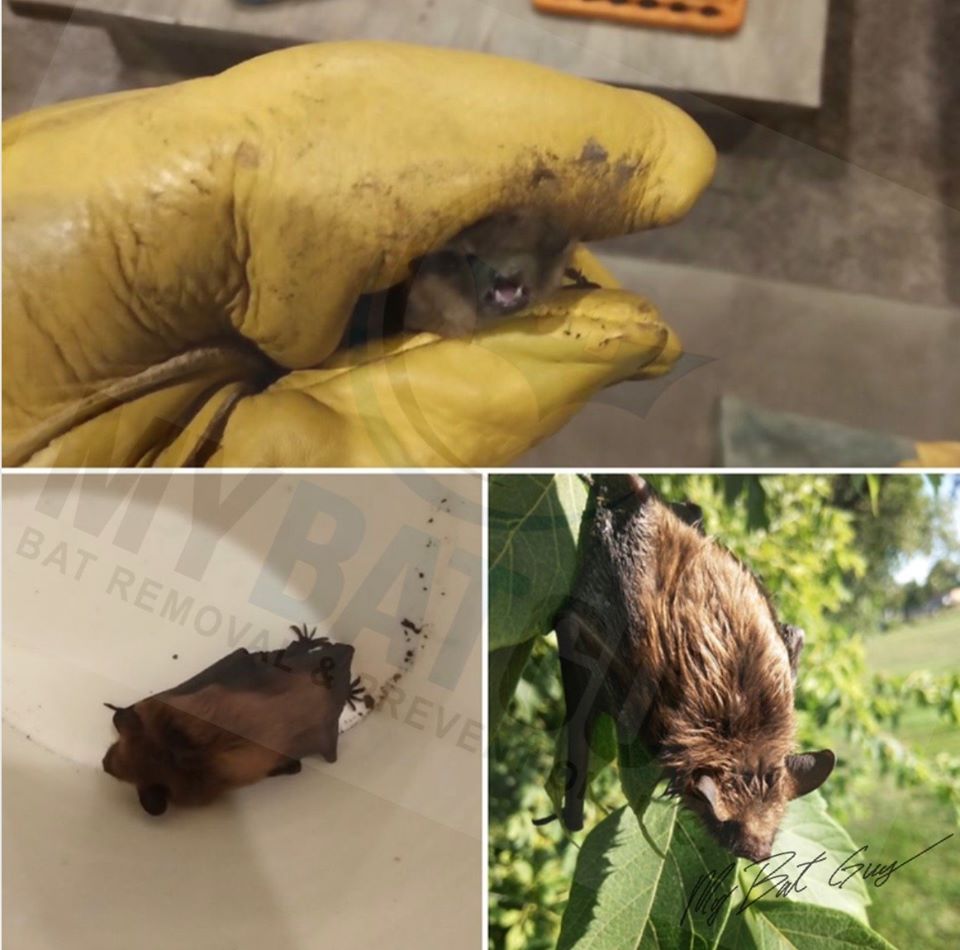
[554,475,835,862]
[102,624,369,816]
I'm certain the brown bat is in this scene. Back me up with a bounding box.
[404,210,575,337]
[554,475,834,862]
[102,624,368,816]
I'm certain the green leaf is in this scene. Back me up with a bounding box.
[489,474,588,651]
[617,735,663,818]
[769,792,871,925]
[558,795,890,950]
[556,768,884,949]
[489,639,536,736]
[740,901,896,949]
[557,803,737,950]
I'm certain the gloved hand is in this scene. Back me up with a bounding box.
[3,42,715,467]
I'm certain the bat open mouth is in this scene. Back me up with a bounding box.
[485,275,530,312]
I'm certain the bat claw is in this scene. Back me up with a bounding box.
[290,623,333,647]
[346,676,370,712]
[290,622,318,641]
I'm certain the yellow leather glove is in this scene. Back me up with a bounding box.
[3,42,715,467]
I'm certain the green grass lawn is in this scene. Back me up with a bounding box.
[841,777,960,950]
[865,607,960,676]
[832,609,960,948]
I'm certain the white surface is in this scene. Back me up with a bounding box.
[13,0,831,106]
[2,473,482,950]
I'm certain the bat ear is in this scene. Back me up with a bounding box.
[780,625,806,680]
[785,750,835,798]
[137,784,169,816]
[628,475,652,501]
[691,774,730,822]
[780,625,806,655]
[110,706,142,735]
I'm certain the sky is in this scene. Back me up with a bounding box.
[893,475,960,585]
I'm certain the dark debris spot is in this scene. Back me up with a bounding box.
[579,139,609,164]
[614,156,645,186]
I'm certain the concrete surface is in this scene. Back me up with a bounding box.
[516,253,960,466]
[9,0,832,106]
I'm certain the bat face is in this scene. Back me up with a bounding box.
[457,212,574,318]
[679,751,836,862]
[403,210,575,336]
[102,626,357,816]
[102,701,241,815]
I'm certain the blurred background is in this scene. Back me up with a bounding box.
[489,473,960,949]
[4,0,959,464]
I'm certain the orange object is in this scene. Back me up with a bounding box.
[532,0,747,35]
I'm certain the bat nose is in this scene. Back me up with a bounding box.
[102,748,115,775]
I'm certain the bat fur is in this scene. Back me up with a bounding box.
[555,475,835,862]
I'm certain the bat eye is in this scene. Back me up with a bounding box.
[138,784,169,816]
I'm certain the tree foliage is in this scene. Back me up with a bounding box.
[829,475,956,627]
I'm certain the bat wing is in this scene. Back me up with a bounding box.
[251,624,355,700]
[555,608,608,833]
[163,648,267,696]
[273,627,355,763]
[162,626,354,699]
